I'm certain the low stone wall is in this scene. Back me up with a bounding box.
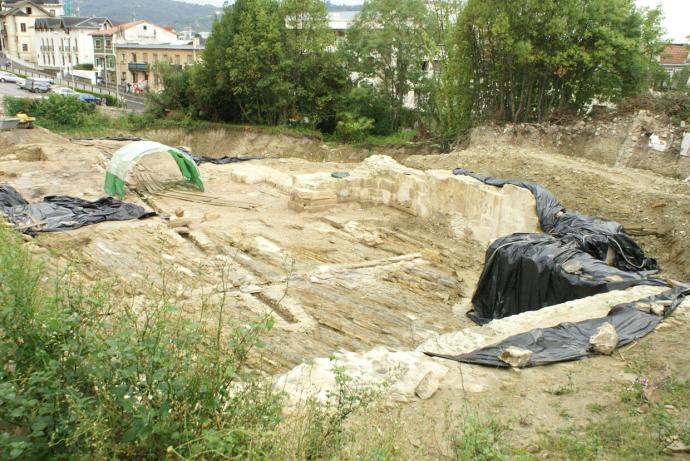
[229,155,541,244]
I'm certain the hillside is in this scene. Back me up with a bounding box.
[76,0,221,32]
[76,0,361,32]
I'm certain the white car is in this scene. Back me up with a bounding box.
[15,77,25,87]
[52,87,79,97]
[0,71,19,83]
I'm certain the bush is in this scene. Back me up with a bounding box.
[3,95,98,129]
[0,227,284,459]
[73,64,94,71]
[335,111,375,141]
[339,86,396,136]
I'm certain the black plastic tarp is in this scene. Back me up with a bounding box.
[452,168,657,272]
[0,185,153,235]
[452,169,661,323]
[426,287,688,367]
[469,233,665,323]
[192,155,264,165]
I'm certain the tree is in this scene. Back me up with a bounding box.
[343,0,431,131]
[281,0,349,131]
[439,0,666,138]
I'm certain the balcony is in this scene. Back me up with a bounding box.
[128,62,149,72]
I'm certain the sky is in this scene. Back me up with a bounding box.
[182,0,688,43]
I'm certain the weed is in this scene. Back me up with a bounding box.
[453,413,507,461]
[546,372,576,396]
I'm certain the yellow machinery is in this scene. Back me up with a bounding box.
[15,112,35,129]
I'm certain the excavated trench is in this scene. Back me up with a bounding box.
[2,129,685,405]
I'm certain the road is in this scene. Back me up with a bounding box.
[0,60,145,111]
[0,81,44,99]
[0,80,145,111]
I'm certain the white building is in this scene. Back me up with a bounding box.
[103,20,177,46]
[0,0,63,63]
[34,16,111,72]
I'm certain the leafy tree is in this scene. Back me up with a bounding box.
[440,0,666,139]
[343,0,431,131]
[281,0,350,131]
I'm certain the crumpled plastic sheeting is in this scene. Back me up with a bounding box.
[451,168,661,324]
[192,155,264,165]
[0,185,154,235]
[469,233,665,323]
[426,287,689,367]
[452,168,657,272]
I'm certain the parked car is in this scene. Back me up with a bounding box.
[21,78,51,93]
[0,71,19,83]
[15,77,25,87]
[52,87,80,97]
[79,93,101,104]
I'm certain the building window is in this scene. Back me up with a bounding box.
[95,38,102,48]
[50,9,55,16]
[26,7,32,14]
[143,52,148,62]
[121,53,125,63]
[105,39,111,48]
[20,23,26,32]
[131,52,137,62]
[152,53,158,62]
[186,54,193,64]
[162,54,168,62]
[174,55,180,65]
[143,25,148,30]
[21,43,28,52]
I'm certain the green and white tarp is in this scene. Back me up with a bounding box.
[104,141,205,198]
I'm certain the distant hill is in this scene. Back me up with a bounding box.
[76,0,360,33]
[325,1,362,12]
[76,0,221,32]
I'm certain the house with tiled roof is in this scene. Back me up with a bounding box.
[0,0,63,63]
[659,44,689,78]
[34,16,111,72]
[91,20,177,85]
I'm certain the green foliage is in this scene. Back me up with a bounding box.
[73,63,94,70]
[0,227,283,459]
[439,0,667,138]
[453,413,508,461]
[181,0,348,129]
[3,95,97,129]
[335,112,375,141]
[343,0,431,131]
[283,361,381,459]
[146,63,193,118]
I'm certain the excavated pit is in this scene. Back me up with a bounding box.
[0,132,540,372]
[2,130,684,404]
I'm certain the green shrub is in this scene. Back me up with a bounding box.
[0,227,283,459]
[335,112,375,141]
[4,95,97,129]
[73,64,94,71]
[453,413,507,461]
[339,86,396,136]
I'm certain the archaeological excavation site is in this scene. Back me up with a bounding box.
[1,115,689,454]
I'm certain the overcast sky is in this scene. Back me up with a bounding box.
[183,0,688,42]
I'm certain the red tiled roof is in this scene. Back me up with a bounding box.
[90,20,147,36]
[660,44,689,65]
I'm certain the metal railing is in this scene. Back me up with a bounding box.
[3,61,147,109]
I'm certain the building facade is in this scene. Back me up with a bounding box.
[660,44,689,79]
[0,0,63,63]
[34,16,110,72]
[114,39,202,92]
[92,20,178,87]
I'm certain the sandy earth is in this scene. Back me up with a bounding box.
[1,125,688,455]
